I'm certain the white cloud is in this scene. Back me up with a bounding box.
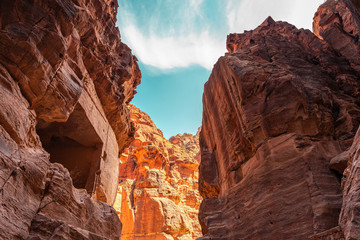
[226,0,324,33]
[117,0,325,70]
[189,0,204,12]
[117,0,224,70]
[123,25,225,70]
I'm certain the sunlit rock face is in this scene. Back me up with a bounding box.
[198,1,360,239]
[114,104,202,240]
[0,0,140,239]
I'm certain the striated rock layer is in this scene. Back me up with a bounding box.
[113,104,202,240]
[342,126,360,240]
[0,0,140,239]
[198,1,360,239]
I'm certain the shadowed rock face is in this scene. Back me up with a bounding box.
[113,105,202,240]
[313,1,360,239]
[341,127,360,240]
[198,1,360,239]
[0,0,140,239]
[313,0,360,71]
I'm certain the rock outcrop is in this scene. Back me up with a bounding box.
[113,104,202,240]
[313,0,360,71]
[0,0,140,239]
[198,0,360,239]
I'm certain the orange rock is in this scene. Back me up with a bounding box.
[115,104,202,239]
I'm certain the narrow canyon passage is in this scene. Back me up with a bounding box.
[2,0,360,240]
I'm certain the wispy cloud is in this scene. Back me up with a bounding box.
[226,0,324,33]
[117,0,325,70]
[189,0,204,13]
[117,0,225,70]
[123,25,224,70]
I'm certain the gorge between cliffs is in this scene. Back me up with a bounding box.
[2,0,360,239]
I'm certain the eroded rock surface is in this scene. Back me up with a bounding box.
[314,1,360,239]
[341,127,360,240]
[0,0,140,239]
[113,104,202,240]
[199,1,360,239]
[313,0,360,71]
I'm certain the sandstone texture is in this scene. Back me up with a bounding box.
[314,2,360,239]
[313,0,360,72]
[114,104,202,240]
[0,0,140,239]
[198,1,360,239]
[340,126,360,240]
[310,226,345,240]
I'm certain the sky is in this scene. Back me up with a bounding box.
[116,0,324,139]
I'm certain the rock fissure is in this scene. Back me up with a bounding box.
[0,168,16,192]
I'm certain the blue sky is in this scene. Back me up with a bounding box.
[116,0,323,138]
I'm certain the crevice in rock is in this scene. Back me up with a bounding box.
[0,169,17,193]
[331,169,343,184]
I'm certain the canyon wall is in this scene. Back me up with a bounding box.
[0,0,140,239]
[198,0,360,239]
[314,1,360,239]
[114,104,202,240]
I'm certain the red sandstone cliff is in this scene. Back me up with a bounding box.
[314,1,360,239]
[199,0,360,239]
[0,0,140,239]
[113,104,202,240]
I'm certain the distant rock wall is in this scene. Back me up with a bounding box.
[198,0,360,239]
[0,0,140,239]
[113,104,202,240]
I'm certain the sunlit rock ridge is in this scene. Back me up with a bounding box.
[0,0,140,238]
[114,104,202,240]
[199,0,360,239]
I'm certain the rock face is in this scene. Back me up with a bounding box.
[0,0,140,239]
[313,2,360,239]
[341,127,360,240]
[198,1,360,239]
[313,0,360,71]
[113,104,202,240]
